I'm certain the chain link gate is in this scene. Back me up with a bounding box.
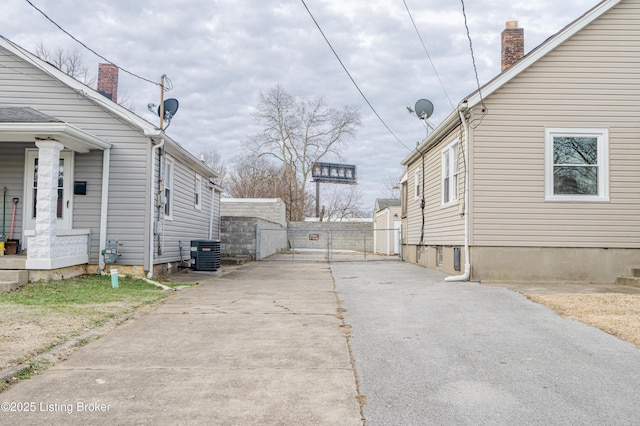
[256,226,402,262]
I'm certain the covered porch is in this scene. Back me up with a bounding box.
[0,107,111,274]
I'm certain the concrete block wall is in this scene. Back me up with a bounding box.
[220,216,286,259]
[287,222,373,252]
[221,198,286,227]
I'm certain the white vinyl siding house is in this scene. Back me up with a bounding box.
[0,35,222,279]
[400,0,640,283]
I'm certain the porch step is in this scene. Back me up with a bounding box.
[0,255,27,270]
[0,270,28,293]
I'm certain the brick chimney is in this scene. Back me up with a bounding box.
[501,21,524,72]
[97,63,118,102]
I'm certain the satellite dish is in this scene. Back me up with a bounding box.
[414,99,434,120]
[158,98,179,120]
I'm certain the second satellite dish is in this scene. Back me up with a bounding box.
[158,98,179,120]
[414,99,434,120]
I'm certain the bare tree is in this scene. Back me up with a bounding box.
[247,85,361,221]
[322,185,367,221]
[35,43,94,86]
[380,174,401,199]
[199,150,227,185]
[226,153,287,199]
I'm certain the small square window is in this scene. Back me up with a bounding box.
[545,128,609,202]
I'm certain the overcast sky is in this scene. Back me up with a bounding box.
[2,0,598,212]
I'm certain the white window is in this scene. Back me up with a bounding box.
[441,141,459,206]
[414,168,421,200]
[164,158,174,219]
[194,174,202,210]
[545,128,609,202]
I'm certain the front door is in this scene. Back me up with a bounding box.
[24,149,73,233]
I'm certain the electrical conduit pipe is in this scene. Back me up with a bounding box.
[446,103,471,282]
[147,136,164,279]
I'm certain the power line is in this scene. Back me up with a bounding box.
[460,0,488,124]
[402,0,455,109]
[24,0,161,88]
[299,0,412,152]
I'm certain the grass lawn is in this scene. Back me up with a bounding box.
[0,275,178,376]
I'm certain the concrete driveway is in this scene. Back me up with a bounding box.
[0,262,362,425]
[333,261,640,426]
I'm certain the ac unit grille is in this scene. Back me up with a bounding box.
[190,240,221,271]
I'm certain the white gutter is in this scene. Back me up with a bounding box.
[147,135,165,278]
[98,148,111,272]
[445,103,471,282]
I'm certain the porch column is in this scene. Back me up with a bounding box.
[29,140,64,266]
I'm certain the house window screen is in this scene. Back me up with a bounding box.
[441,141,459,206]
[545,128,608,202]
[164,158,174,219]
[195,174,202,210]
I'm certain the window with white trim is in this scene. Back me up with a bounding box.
[441,141,459,206]
[545,128,609,202]
[194,174,202,210]
[164,158,174,219]
[414,168,421,200]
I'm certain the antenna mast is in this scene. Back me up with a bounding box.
[159,75,166,129]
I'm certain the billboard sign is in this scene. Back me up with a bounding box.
[312,162,357,184]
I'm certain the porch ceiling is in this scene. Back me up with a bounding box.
[0,107,111,153]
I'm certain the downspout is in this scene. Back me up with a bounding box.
[208,181,214,240]
[386,208,391,255]
[147,137,165,278]
[98,148,111,272]
[446,103,471,282]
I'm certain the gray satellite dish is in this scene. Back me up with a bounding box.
[158,98,179,120]
[414,99,434,120]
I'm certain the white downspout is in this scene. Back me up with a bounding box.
[209,183,215,240]
[386,208,391,256]
[98,148,111,272]
[446,103,471,282]
[147,137,164,278]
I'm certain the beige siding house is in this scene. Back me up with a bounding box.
[0,35,222,284]
[373,198,401,256]
[401,0,640,283]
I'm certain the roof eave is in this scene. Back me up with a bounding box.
[0,122,112,152]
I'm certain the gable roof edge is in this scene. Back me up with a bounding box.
[465,0,620,108]
[0,35,218,179]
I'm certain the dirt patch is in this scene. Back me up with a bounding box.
[527,293,640,348]
[0,302,132,371]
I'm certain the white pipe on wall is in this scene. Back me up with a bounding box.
[446,103,471,282]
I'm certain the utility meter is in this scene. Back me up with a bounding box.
[102,240,119,264]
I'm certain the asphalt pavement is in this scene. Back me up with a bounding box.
[332,261,640,426]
